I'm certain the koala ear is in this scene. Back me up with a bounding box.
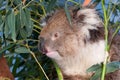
[40,18,47,27]
[40,10,56,27]
[72,8,85,23]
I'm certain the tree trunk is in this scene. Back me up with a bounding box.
[0,56,14,80]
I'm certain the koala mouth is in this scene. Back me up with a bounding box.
[42,47,61,59]
[42,47,57,55]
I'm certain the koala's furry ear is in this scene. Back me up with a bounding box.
[71,8,85,23]
[40,10,56,27]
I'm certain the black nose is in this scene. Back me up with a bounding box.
[38,37,45,52]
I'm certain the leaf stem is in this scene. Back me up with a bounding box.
[101,0,109,80]
[26,44,49,80]
[53,61,63,80]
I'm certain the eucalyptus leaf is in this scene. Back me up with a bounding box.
[20,28,27,39]
[0,14,2,24]
[12,57,21,75]
[47,0,57,12]
[87,64,102,72]
[53,61,63,80]
[7,10,16,42]
[4,21,9,38]
[24,8,31,28]
[106,61,120,74]
[64,4,72,26]
[0,43,15,57]
[26,21,33,37]
[15,47,29,53]
[0,0,3,7]
[14,0,21,5]
[90,69,102,80]
[20,7,26,28]
[15,13,21,36]
[24,8,33,37]
[0,22,4,31]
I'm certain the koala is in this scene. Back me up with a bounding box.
[38,8,120,80]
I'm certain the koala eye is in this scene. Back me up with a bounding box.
[54,32,59,38]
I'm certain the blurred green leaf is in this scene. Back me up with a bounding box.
[87,64,102,80]
[14,0,21,5]
[87,64,102,72]
[0,43,15,57]
[0,22,4,31]
[12,57,21,75]
[24,8,31,28]
[7,10,16,42]
[90,69,102,80]
[106,61,120,73]
[26,20,33,37]
[46,0,57,12]
[20,6,26,28]
[24,8,33,37]
[0,14,2,24]
[88,61,120,80]
[53,61,63,80]
[4,21,9,38]
[0,0,3,7]
[15,13,21,36]
[20,28,27,39]
[64,3,72,26]
[15,47,30,53]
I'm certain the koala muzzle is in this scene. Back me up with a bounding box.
[38,37,47,54]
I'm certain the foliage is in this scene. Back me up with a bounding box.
[0,0,58,80]
[87,61,120,80]
[0,0,120,80]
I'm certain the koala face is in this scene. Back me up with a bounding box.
[38,9,80,60]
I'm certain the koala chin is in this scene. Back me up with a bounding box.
[38,8,120,80]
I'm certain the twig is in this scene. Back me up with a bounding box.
[26,44,50,80]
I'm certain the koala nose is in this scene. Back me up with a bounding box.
[38,37,45,52]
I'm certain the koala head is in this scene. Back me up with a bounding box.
[39,9,77,60]
[38,8,106,77]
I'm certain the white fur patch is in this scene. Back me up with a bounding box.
[77,9,103,26]
[57,40,106,76]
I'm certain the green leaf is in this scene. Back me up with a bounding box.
[46,0,57,12]
[24,8,33,37]
[90,69,102,80]
[0,43,15,57]
[7,10,16,42]
[12,57,21,75]
[0,22,4,31]
[87,64,102,72]
[20,7,26,28]
[87,64,102,80]
[0,15,3,32]
[0,14,2,24]
[53,61,63,80]
[14,0,21,5]
[0,0,3,7]
[4,21,9,38]
[20,28,27,39]
[15,13,21,36]
[26,21,33,37]
[64,3,72,26]
[106,61,120,74]
[15,47,30,53]
[24,8,31,28]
